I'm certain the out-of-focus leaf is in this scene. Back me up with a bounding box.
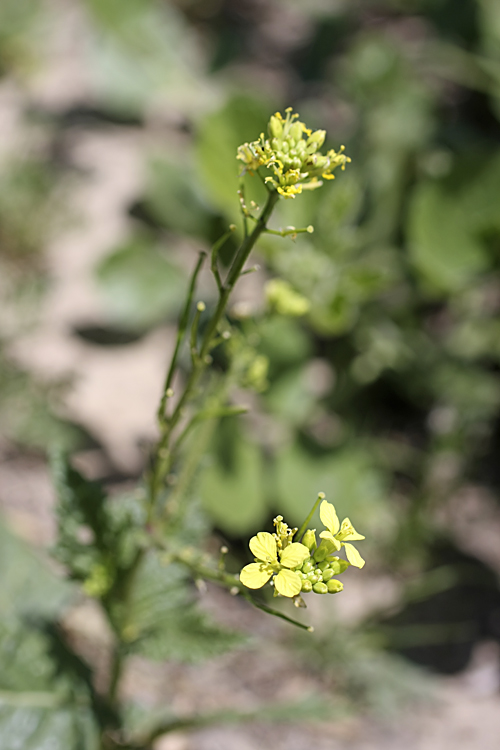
[123,552,242,662]
[199,436,267,535]
[265,365,319,426]
[408,155,500,293]
[144,156,215,238]
[95,236,187,328]
[0,525,100,750]
[195,94,270,218]
[275,443,391,541]
[258,317,313,372]
[0,522,72,621]
[83,0,215,115]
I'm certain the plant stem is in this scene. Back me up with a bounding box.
[296,492,325,542]
[148,188,279,512]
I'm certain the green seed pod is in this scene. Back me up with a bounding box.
[313,582,328,594]
[301,529,317,552]
[301,579,313,593]
[329,557,350,575]
[302,559,315,574]
[327,579,344,594]
[322,568,334,582]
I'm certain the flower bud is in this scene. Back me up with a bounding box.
[289,121,303,142]
[329,557,350,575]
[301,579,313,593]
[313,581,328,594]
[317,561,329,571]
[327,579,344,594]
[302,559,315,574]
[308,130,326,149]
[322,568,334,582]
[269,115,283,139]
[301,529,317,552]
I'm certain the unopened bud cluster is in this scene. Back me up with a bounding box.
[237,108,350,199]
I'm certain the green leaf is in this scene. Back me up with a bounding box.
[195,94,270,218]
[275,443,392,541]
[52,453,146,584]
[0,525,101,750]
[144,156,214,238]
[199,433,267,535]
[83,0,215,115]
[0,522,72,621]
[408,155,500,294]
[95,235,187,329]
[123,552,242,662]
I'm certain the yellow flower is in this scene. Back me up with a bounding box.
[237,108,350,199]
[240,531,310,597]
[318,500,365,568]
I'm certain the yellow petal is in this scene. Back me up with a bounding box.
[337,518,365,542]
[249,532,277,563]
[280,542,310,569]
[318,531,341,550]
[319,500,340,536]
[343,543,365,569]
[239,563,273,589]
[274,569,302,597]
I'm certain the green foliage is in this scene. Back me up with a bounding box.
[195,94,270,216]
[95,235,187,329]
[0,524,101,750]
[0,348,85,452]
[199,424,267,535]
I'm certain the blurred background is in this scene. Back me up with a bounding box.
[1,0,500,748]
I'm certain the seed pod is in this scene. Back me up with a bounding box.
[313,582,328,594]
[327,579,344,594]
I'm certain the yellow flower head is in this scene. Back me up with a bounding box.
[318,499,365,568]
[239,530,309,597]
[237,108,350,199]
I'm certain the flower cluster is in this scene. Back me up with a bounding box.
[236,108,350,198]
[240,499,365,599]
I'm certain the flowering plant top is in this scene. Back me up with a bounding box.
[239,496,365,604]
[237,108,350,198]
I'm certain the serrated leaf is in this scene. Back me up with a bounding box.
[123,551,242,662]
[133,607,243,663]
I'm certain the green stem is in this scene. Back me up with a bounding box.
[149,189,279,511]
[157,251,206,425]
[296,492,325,543]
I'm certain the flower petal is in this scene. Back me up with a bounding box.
[274,569,302,597]
[319,500,340,536]
[337,518,365,542]
[249,532,278,563]
[343,543,365,569]
[280,542,310,569]
[239,563,273,589]
[318,531,341,550]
